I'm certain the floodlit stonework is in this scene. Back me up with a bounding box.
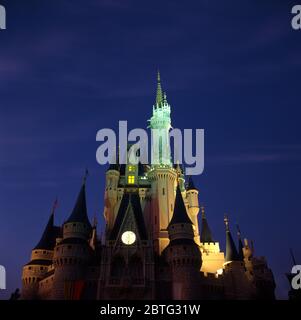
[21,74,276,300]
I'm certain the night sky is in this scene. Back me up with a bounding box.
[0,0,300,299]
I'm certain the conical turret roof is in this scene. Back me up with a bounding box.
[65,182,92,229]
[224,216,240,262]
[33,200,60,251]
[169,185,193,226]
[200,207,214,243]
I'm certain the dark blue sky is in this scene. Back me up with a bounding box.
[0,0,300,299]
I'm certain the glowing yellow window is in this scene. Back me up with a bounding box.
[128,175,135,184]
[128,166,135,172]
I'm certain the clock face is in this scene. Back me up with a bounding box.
[121,231,136,245]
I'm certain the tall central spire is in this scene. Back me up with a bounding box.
[149,70,172,166]
[156,70,163,106]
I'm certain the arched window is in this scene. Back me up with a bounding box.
[110,256,125,279]
[129,255,143,284]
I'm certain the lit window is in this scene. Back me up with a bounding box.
[128,165,135,172]
[128,175,135,184]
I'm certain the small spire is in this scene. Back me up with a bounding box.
[163,92,167,103]
[290,248,297,265]
[83,168,89,185]
[201,206,205,219]
[156,70,163,107]
[224,215,239,263]
[33,203,57,250]
[65,177,92,230]
[51,197,58,216]
[200,206,214,243]
[236,224,241,238]
[169,184,193,226]
[224,214,230,232]
[236,224,244,261]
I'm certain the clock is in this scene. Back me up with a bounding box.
[121,231,136,245]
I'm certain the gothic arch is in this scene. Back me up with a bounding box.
[129,255,143,284]
[110,255,125,279]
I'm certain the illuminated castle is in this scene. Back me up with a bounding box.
[21,74,276,300]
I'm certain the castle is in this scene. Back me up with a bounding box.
[21,74,276,300]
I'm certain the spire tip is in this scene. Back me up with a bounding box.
[224,214,230,231]
[83,168,89,185]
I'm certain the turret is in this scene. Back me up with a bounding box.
[22,200,59,299]
[186,176,200,243]
[175,162,185,191]
[104,159,120,231]
[186,176,200,216]
[200,206,214,243]
[63,172,92,240]
[105,162,120,206]
[223,216,254,299]
[148,72,177,254]
[149,71,172,166]
[199,206,225,274]
[163,184,202,299]
[52,175,92,299]
[224,215,240,264]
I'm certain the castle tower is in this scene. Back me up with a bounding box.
[149,71,172,166]
[148,72,177,254]
[22,201,59,299]
[186,176,200,243]
[98,192,155,300]
[104,162,120,233]
[223,216,254,299]
[199,206,224,273]
[52,175,92,300]
[163,184,202,300]
[224,215,240,265]
[242,236,276,299]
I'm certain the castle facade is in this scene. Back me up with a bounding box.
[21,74,275,300]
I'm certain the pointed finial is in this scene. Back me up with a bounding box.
[224,214,230,231]
[156,70,163,106]
[83,168,89,185]
[290,248,297,265]
[201,206,205,219]
[163,92,167,103]
[236,224,241,238]
[51,197,58,216]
